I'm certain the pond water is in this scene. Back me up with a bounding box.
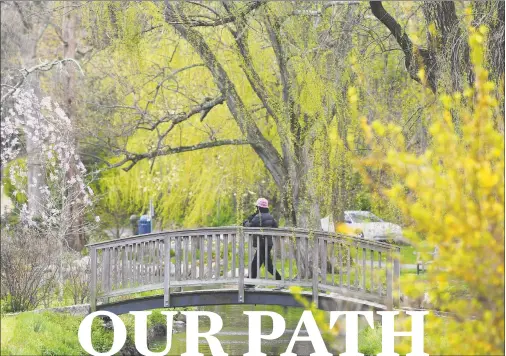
[150,304,347,355]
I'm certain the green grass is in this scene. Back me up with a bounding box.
[0,307,190,356]
[399,245,417,264]
[1,311,114,355]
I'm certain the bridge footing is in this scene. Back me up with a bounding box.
[97,288,387,315]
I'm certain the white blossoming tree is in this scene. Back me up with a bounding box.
[2,89,93,229]
[1,88,96,310]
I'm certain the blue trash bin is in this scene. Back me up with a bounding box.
[138,215,152,234]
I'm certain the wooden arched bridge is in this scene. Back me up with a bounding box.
[88,227,400,314]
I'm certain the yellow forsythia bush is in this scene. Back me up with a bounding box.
[351,25,504,354]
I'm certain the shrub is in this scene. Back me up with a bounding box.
[0,225,58,312]
[351,24,504,354]
[63,253,90,305]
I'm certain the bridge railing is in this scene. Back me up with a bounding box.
[88,227,400,311]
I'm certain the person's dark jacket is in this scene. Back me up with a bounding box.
[247,212,278,247]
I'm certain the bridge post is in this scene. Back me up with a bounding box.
[386,251,393,310]
[238,229,245,303]
[393,247,400,309]
[312,235,319,306]
[90,246,97,312]
[164,236,171,307]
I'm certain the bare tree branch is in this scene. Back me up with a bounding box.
[223,2,281,124]
[369,1,436,93]
[13,1,32,31]
[165,1,263,27]
[1,58,84,104]
[135,94,225,132]
[111,139,250,171]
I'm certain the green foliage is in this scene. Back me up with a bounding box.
[1,159,28,206]
[352,22,504,355]
[357,324,382,356]
[0,295,15,315]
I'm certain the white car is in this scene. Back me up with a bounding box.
[344,211,404,242]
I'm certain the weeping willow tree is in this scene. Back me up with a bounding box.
[75,1,503,241]
[81,2,407,231]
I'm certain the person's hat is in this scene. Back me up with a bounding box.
[255,198,269,208]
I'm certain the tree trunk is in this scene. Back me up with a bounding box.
[285,138,322,278]
[164,3,287,192]
[422,1,471,92]
[370,1,437,93]
[62,3,85,251]
[20,25,45,219]
[473,1,505,86]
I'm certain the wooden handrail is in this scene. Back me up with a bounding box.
[87,226,397,251]
[88,226,400,312]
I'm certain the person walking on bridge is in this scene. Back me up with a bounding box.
[243,198,282,288]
